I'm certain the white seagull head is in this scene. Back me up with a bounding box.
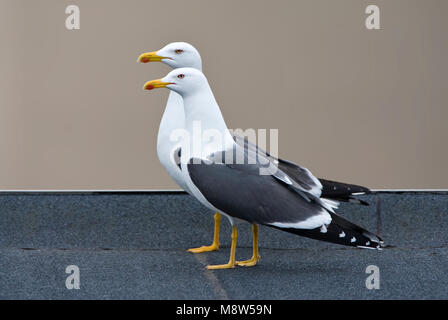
[138,42,202,70]
[143,67,208,97]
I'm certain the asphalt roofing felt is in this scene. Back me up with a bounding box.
[0,191,447,299]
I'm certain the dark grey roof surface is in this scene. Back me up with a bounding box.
[0,191,447,299]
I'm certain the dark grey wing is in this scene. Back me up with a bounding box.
[233,134,370,205]
[232,134,323,199]
[186,157,383,249]
[186,158,329,227]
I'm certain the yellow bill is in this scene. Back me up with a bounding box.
[137,51,169,63]
[143,79,173,90]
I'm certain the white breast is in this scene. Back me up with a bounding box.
[157,91,191,193]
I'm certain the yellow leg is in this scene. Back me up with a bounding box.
[206,225,238,270]
[236,224,261,267]
[188,213,221,253]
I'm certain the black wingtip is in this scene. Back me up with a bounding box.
[320,178,371,197]
[269,212,384,250]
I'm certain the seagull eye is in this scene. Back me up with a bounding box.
[175,49,184,54]
[177,74,185,79]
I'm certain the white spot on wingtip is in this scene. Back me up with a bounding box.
[339,231,345,238]
[366,241,370,246]
[351,237,356,243]
[320,224,328,233]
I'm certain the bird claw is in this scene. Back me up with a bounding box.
[236,255,261,267]
[187,244,219,253]
[206,262,235,270]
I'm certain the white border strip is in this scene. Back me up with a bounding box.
[370,189,448,192]
[0,189,447,193]
[0,189,184,192]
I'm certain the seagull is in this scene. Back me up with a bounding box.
[138,42,372,259]
[143,68,384,269]
[138,43,222,253]
[138,43,372,258]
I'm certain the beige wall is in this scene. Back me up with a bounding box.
[0,0,447,189]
